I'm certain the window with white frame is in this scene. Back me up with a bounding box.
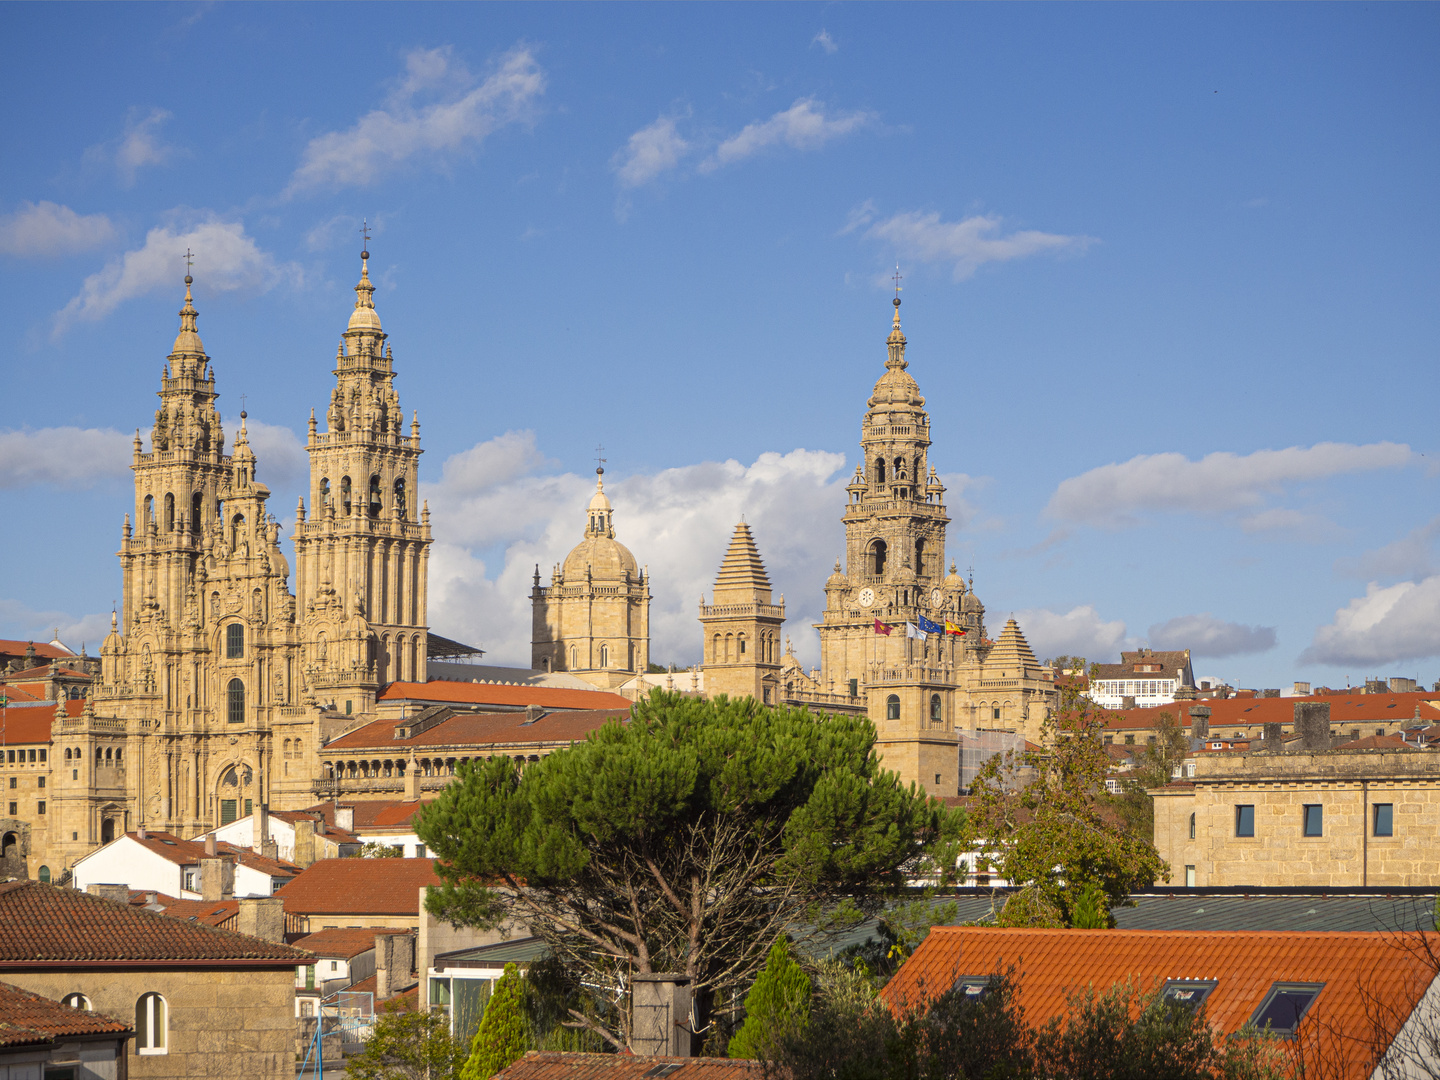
[136,992,168,1054]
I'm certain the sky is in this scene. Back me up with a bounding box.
[1,3,1437,690]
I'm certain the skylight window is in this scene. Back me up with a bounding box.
[644,1065,685,1078]
[952,976,996,1001]
[1248,982,1324,1037]
[1161,979,1217,1009]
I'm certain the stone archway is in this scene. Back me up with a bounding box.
[0,819,31,879]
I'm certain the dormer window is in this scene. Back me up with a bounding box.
[1248,983,1324,1037]
[1160,979,1217,1009]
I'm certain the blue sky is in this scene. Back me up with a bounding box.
[2,3,1437,688]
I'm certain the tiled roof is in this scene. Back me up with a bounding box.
[0,980,131,1047]
[380,681,632,712]
[495,1052,762,1080]
[0,705,67,743]
[1093,649,1192,681]
[1099,692,1440,731]
[291,927,410,959]
[99,832,302,878]
[1332,733,1410,750]
[0,881,310,964]
[139,894,239,928]
[297,799,430,831]
[3,665,93,682]
[0,685,44,703]
[265,807,360,843]
[882,927,1438,1072]
[0,641,73,662]
[273,858,440,915]
[325,708,628,752]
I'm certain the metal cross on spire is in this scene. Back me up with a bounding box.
[184,248,195,275]
[360,219,372,255]
[892,264,903,297]
[595,444,606,476]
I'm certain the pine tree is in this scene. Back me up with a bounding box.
[728,937,812,1059]
[460,963,529,1080]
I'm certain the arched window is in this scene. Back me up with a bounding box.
[599,644,609,668]
[1189,813,1196,840]
[886,695,901,721]
[394,477,407,520]
[894,456,906,481]
[64,748,71,761]
[368,475,382,519]
[226,623,244,659]
[870,540,887,577]
[96,748,103,765]
[930,694,943,725]
[143,494,154,524]
[341,476,352,516]
[192,491,203,529]
[875,457,886,484]
[115,748,123,766]
[61,992,88,1010]
[724,634,733,663]
[227,679,244,725]
[319,477,331,509]
[915,538,926,577]
[712,635,721,663]
[164,493,175,532]
[738,635,747,656]
[230,513,245,552]
[38,866,51,884]
[136,993,168,1054]
[570,645,578,670]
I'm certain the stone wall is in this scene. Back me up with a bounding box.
[8,966,295,1080]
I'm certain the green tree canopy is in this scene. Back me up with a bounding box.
[728,937,812,1059]
[460,963,529,1080]
[416,691,963,1048]
[347,999,468,1080]
[969,685,1167,927]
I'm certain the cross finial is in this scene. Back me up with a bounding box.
[595,444,606,476]
[185,248,195,274]
[892,264,903,296]
[360,219,372,256]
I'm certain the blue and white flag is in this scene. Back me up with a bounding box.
[918,615,944,635]
[905,622,922,639]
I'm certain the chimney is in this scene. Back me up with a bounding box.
[137,826,147,841]
[1295,702,1333,751]
[523,704,544,725]
[86,883,132,905]
[200,857,234,901]
[404,758,421,800]
[293,819,317,868]
[235,897,285,942]
[1262,723,1284,752]
[252,803,269,851]
[630,974,693,1057]
[1121,696,1136,710]
[204,833,217,857]
[375,932,416,1002]
[1187,706,1211,741]
[335,805,354,832]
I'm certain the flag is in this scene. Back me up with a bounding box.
[873,618,892,636]
[945,620,968,636]
[905,622,921,639]
[918,615,943,635]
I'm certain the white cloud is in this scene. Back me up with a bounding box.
[1148,613,1276,658]
[223,416,308,492]
[55,218,297,332]
[85,109,178,187]
[0,202,116,257]
[699,98,876,173]
[1046,442,1415,529]
[421,434,855,668]
[1012,605,1134,663]
[0,598,113,656]
[863,210,1095,281]
[1300,576,1440,668]
[1336,516,1440,581]
[812,29,838,54]
[287,46,544,192]
[612,115,691,188]
[0,427,131,489]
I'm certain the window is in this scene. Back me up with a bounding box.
[1161,979,1216,1009]
[951,976,996,1002]
[7,777,13,788]
[226,623,244,658]
[1124,734,1135,745]
[416,844,426,858]
[227,678,244,724]
[1236,805,1255,837]
[1302,804,1323,837]
[600,644,609,667]
[1374,803,1394,837]
[37,801,45,815]
[305,965,315,990]
[993,707,1002,721]
[886,695,900,721]
[62,993,90,1010]
[1248,983,1324,1038]
[136,992,168,1054]
[1185,865,1196,887]
[429,978,452,1009]
[331,961,340,972]
[7,802,14,815]
[1189,813,1196,839]
[930,694,943,726]
[38,775,45,788]
[38,865,50,884]
[220,800,237,825]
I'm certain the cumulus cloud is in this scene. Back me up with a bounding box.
[0,427,132,489]
[84,108,179,187]
[0,202,116,257]
[857,208,1095,282]
[812,29,838,54]
[1046,442,1415,529]
[1011,605,1134,664]
[223,416,308,492]
[612,115,691,188]
[1148,613,1276,658]
[699,98,875,173]
[55,218,297,333]
[287,45,544,192]
[1336,516,1440,581]
[1300,576,1440,667]
[0,598,113,655]
[421,433,855,667]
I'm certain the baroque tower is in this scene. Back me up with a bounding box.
[531,469,650,689]
[293,250,432,718]
[699,523,785,704]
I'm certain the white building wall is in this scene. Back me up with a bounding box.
[71,838,182,896]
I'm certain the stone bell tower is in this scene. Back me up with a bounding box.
[699,522,785,704]
[293,249,432,719]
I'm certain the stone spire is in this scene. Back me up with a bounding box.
[348,249,382,333]
[585,468,614,538]
[987,618,1039,669]
[711,522,773,605]
[170,273,206,362]
[886,295,906,370]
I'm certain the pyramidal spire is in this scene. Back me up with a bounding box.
[170,272,206,359]
[711,522,773,604]
[988,617,1038,667]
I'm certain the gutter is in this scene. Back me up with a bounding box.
[0,958,307,971]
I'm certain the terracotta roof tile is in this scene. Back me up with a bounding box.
[1101,692,1440,731]
[273,858,440,916]
[495,1052,762,1080]
[291,927,410,959]
[0,700,83,742]
[266,807,360,843]
[3,665,93,681]
[296,800,430,831]
[0,685,44,703]
[380,681,632,712]
[326,708,628,752]
[141,894,239,928]
[0,881,310,965]
[0,980,131,1047]
[0,641,73,662]
[882,927,1438,1078]
[102,832,302,878]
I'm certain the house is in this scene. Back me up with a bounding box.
[290,928,414,1016]
[0,880,310,1079]
[494,1053,760,1080]
[71,830,301,900]
[271,857,441,934]
[428,937,549,1044]
[194,804,359,866]
[882,926,1440,1080]
[0,979,131,1080]
[1089,649,1195,709]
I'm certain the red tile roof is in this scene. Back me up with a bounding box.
[1099,691,1439,731]
[139,894,239,928]
[273,858,440,916]
[264,807,360,843]
[291,927,410,959]
[495,1053,761,1080]
[107,831,302,878]
[0,700,83,743]
[326,708,628,752]
[0,685,43,703]
[0,881,310,965]
[381,681,632,712]
[0,980,131,1047]
[3,665,93,682]
[882,927,1438,1078]
[0,641,73,662]
[298,800,431,831]
[1331,733,1410,751]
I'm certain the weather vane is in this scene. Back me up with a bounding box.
[184,248,194,276]
[595,444,606,475]
[360,219,372,255]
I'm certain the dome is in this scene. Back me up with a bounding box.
[170,277,206,358]
[962,590,984,614]
[562,534,640,581]
[347,254,383,333]
[826,558,847,588]
[867,298,924,407]
[943,561,967,593]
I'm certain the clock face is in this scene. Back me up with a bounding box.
[931,589,944,609]
[858,587,875,608]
